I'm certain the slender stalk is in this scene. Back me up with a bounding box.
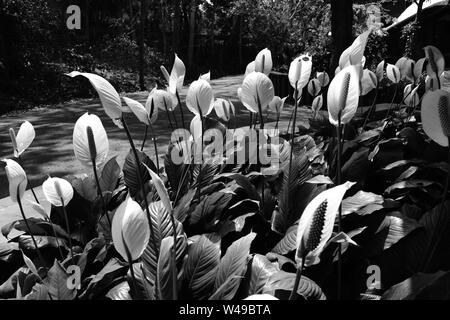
[172,111,179,129]
[385,84,398,119]
[92,158,111,227]
[18,156,39,204]
[17,191,44,265]
[60,199,74,263]
[195,113,205,202]
[249,112,253,129]
[121,115,158,258]
[141,125,149,151]
[336,118,343,300]
[149,123,160,172]
[48,220,64,261]
[289,254,306,300]
[175,90,186,129]
[362,86,379,130]
[127,260,139,299]
[288,84,299,175]
[169,210,178,300]
[256,95,265,211]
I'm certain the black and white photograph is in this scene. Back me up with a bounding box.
[1,0,450,307]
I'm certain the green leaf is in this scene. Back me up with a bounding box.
[157,237,177,300]
[273,153,315,234]
[24,283,50,300]
[214,233,256,293]
[384,180,437,195]
[209,275,242,300]
[106,281,132,300]
[123,149,156,197]
[342,191,384,216]
[262,270,325,300]
[271,221,298,255]
[248,254,280,295]
[100,156,121,192]
[382,271,446,300]
[21,250,39,277]
[182,235,221,300]
[141,201,187,284]
[43,261,77,300]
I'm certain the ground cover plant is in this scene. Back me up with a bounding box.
[2,27,450,301]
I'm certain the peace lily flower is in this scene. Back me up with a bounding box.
[424,45,445,80]
[268,96,287,115]
[295,181,355,267]
[73,113,109,167]
[312,95,323,117]
[421,89,450,147]
[327,65,361,126]
[360,69,378,96]
[316,71,330,87]
[160,53,186,95]
[395,57,415,82]
[386,64,401,84]
[307,79,321,97]
[414,57,427,79]
[254,48,273,76]
[199,71,211,82]
[245,61,255,77]
[9,121,35,158]
[147,87,177,112]
[426,75,440,92]
[112,196,150,261]
[66,72,124,127]
[376,60,386,82]
[288,54,312,92]
[186,79,214,117]
[213,98,235,122]
[3,159,27,203]
[339,30,371,69]
[404,84,420,107]
[123,96,158,125]
[42,177,74,207]
[240,72,275,114]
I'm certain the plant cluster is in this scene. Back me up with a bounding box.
[2,28,450,301]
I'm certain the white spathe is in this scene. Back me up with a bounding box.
[327,65,361,126]
[112,196,150,261]
[3,159,27,203]
[73,113,109,167]
[186,79,214,117]
[42,177,74,207]
[240,72,275,113]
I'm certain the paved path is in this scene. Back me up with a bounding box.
[0,74,311,242]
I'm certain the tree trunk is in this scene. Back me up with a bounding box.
[138,0,148,91]
[412,0,425,59]
[330,0,353,73]
[172,0,182,53]
[187,0,196,72]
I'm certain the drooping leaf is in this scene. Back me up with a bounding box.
[271,221,298,255]
[248,254,280,295]
[43,261,77,300]
[100,156,121,192]
[262,270,325,300]
[342,191,384,216]
[106,281,132,300]
[122,149,156,197]
[214,233,256,293]
[182,235,221,300]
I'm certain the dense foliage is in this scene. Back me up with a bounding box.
[1,27,450,300]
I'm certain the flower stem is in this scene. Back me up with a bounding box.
[149,123,160,173]
[288,84,299,176]
[141,125,148,151]
[60,199,74,264]
[17,191,44,266]
[289,254,306,300]
[18,156,39,204]
[121,115,158,259]
[336,119,343,300]
[169,210,178,300]
[176,90,186,130]
[92,158,111,227]
[385,83,398,119]
[362,86,379,130]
